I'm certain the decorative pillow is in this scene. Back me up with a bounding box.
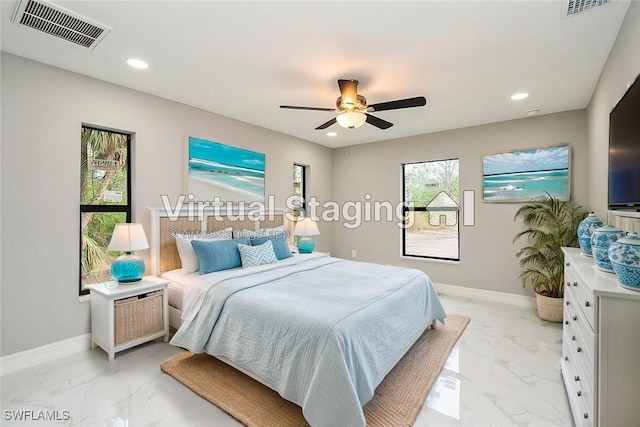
[238,240,278,268]
[175,227,232,273]
[190,237,249,275]
[250,235,293,260]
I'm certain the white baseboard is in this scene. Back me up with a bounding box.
[0,333,92,377]
[434,282,536,309]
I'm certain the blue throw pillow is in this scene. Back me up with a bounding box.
[238,240,278,268]
[191,237,249,274]
[250,236,293,260]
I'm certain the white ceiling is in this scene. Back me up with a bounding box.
[0,1,631,148]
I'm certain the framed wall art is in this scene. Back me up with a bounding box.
[482,143,570,202]
[188,137,265,202]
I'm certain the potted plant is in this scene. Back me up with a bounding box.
[513,193,586,322]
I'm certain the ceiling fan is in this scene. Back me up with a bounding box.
[280,79,427,130]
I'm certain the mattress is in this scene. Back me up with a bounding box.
[160,269,200,310]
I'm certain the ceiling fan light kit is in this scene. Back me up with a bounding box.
[280,79,427,131]
[336,111,367,129]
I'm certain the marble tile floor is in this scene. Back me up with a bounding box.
[1,295,572,427]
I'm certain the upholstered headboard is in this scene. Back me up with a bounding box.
[148,207,288,275]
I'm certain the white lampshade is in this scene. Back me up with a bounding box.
[107,223,149,252]
[294,217,320,237]
[336,111,366,129]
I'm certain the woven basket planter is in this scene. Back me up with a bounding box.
[535,293,563,322]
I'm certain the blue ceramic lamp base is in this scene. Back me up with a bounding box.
[297,237,315,254]
[111,253,145,283]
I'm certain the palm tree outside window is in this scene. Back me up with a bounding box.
[79,126,131,295]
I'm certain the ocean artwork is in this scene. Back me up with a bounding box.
[483,144,570,202]
[188,137,265,202]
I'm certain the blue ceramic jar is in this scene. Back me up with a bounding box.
[578,213,603,256]
[608,232,640,290]
[591,225,625,272]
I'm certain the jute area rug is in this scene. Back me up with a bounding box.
[161,314,470,427]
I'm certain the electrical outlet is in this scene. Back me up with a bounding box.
[351,249,357,258]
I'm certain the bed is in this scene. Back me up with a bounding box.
[148,207,446,427]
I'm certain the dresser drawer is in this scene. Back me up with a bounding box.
[565,266,596,331]
[562,333,595,427]
[564,289,596,366]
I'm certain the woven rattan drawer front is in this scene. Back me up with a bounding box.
[114,290,164,346]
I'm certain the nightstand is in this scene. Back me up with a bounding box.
[87,276,169,361]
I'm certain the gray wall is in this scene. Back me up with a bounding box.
[332,110,589,296]
[0,53,333,356]
[2,1,638,356]
[587,0,640,220]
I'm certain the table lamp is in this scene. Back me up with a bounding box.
[107,223,149,283]
[294,217,320,253]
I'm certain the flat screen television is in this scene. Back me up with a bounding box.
[608,74,640,210]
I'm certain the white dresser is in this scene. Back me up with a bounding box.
[561,248,640,427]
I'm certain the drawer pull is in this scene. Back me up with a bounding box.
[566,262,570,266]
[577,347,583,353]
[573,282,578,287]
[585,301,591,307]
[577,391,582,397]
[584,413,589,419]
[573,315,578,321]
[565,356,569,361]
[566,300,570,306]
[565,320,569,325]
[571,335,576,341]
[574,375,580,381]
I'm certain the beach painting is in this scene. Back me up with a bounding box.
[188,137,265,202]
[483,144,570,202]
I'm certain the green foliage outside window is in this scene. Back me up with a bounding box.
[403,159,460,260]
[80,127,130,289]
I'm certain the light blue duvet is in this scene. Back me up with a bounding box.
[171,254,446,427]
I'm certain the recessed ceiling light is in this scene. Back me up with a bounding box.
[126,58,148,69]
[327,132,337,137]
[527,109,540,116]
[511,92,529,101]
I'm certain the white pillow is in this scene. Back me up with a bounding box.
[238,240,278,268]
[175,227,232,273]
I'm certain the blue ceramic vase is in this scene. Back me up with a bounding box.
[591,225,625,272]
[608,232,640,290]
[577,213,603,256]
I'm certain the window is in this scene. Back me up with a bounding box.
[293,163,306,214]
[80,126,131,294]
[402,159,460,261]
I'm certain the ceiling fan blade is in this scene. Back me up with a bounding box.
[365,114,393,129]
[280,105,335,111]
[315,117,337,130]
[368,96,427,112]
[338,79,359,106]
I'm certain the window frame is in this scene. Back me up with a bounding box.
[293,163,307,214]
[401,158,460,262]
[79,126,132,295]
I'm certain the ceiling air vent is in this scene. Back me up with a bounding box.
[564,0,610,17]
[11,0,110,50]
